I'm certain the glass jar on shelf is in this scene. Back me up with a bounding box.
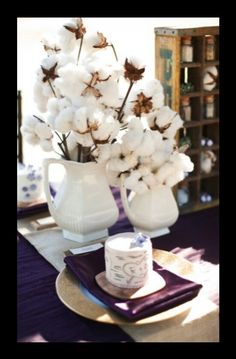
[181,36,193,63]
[180,96,191,122]
[205,35,215,61]
[177,184,190,207]
[204,95,215,119]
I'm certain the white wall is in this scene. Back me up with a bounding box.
[17,17,219,165]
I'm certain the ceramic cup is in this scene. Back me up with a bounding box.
[17,163,44,205]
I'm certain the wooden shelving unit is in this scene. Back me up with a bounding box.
[155,26,219,214]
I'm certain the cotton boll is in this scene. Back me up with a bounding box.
[33,82,48,113]
[84,58,116,82]
[58,97,72,111]
[47,98,60,116]
[134,131,155,156]
[73,94,100,109]
[124,153,138,169]
[143,79,164,109]
[73,107,89,133]
[155,106,183,132]
[41,82,55,97]
[108,158,122,172]
[140,115,151,130]
[77,65,94,83]
[40,139,53,152]
[133,181,149,194]
[123,89,141,115]
[155,163,174,185]
[122,127,143,151]
[150,130,163,150]
[121,114,134,126]
[57,53,75,67]
[38,56,60,98]
[128,117,144,131]
[151,93,165,111]
[22,132,39,145]
[34,54,61,102]
[120,144,132,157]
[55,107,74,133]
[58,19,79,53]
[21,116,41,145]
[125,87,155,117]
[124,170,141,189]
[47,115,56,130]
[142,173,156,187]
[23,115,39,129]
[47,98,73,129]
[82,32,111,55]
[165,171,185,187]
[72,131,94,147]
[83,32,104,51]
[95,144,112,163]
[92,115,120,142]
[127,56,145,70]
[110,62,124,81]
[144,79,163,96]
[107,118,121,140]
[103,106,119,119]
[123,99,134,117]
[97,81,120,108]
[100,64,117,80]
[111,142,122,157]
[171,153,194,172]
[162,137,176,154]
[146,111,156,129]
[40,54,58,71]
[139,156,152,165]
[106,169,120,187]
[34,123,52,140]
[108,157,131,172]
[55,63,89,100]
[138,165,150,176]
[41,37,61,55]
[84,56,105,74]
[164,113,183,139]
[156,106,176,126]
[151,151,169,168]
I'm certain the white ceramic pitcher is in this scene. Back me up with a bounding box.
[120,174,179,238]
[43,158,119,243]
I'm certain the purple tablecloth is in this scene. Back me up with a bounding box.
[17,187,219,342]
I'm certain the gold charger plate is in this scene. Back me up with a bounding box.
[55,249,196,325]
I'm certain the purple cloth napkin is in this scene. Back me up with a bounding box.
[64,248,202,321]
[17,202,49,219]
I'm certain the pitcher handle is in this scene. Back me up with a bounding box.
[43,158,67,220]
[120,174,136,224]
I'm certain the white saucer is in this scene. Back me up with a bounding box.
[95,270,166,299]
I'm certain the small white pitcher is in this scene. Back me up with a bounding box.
[120,174,179,238]
[43,158,119,243]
